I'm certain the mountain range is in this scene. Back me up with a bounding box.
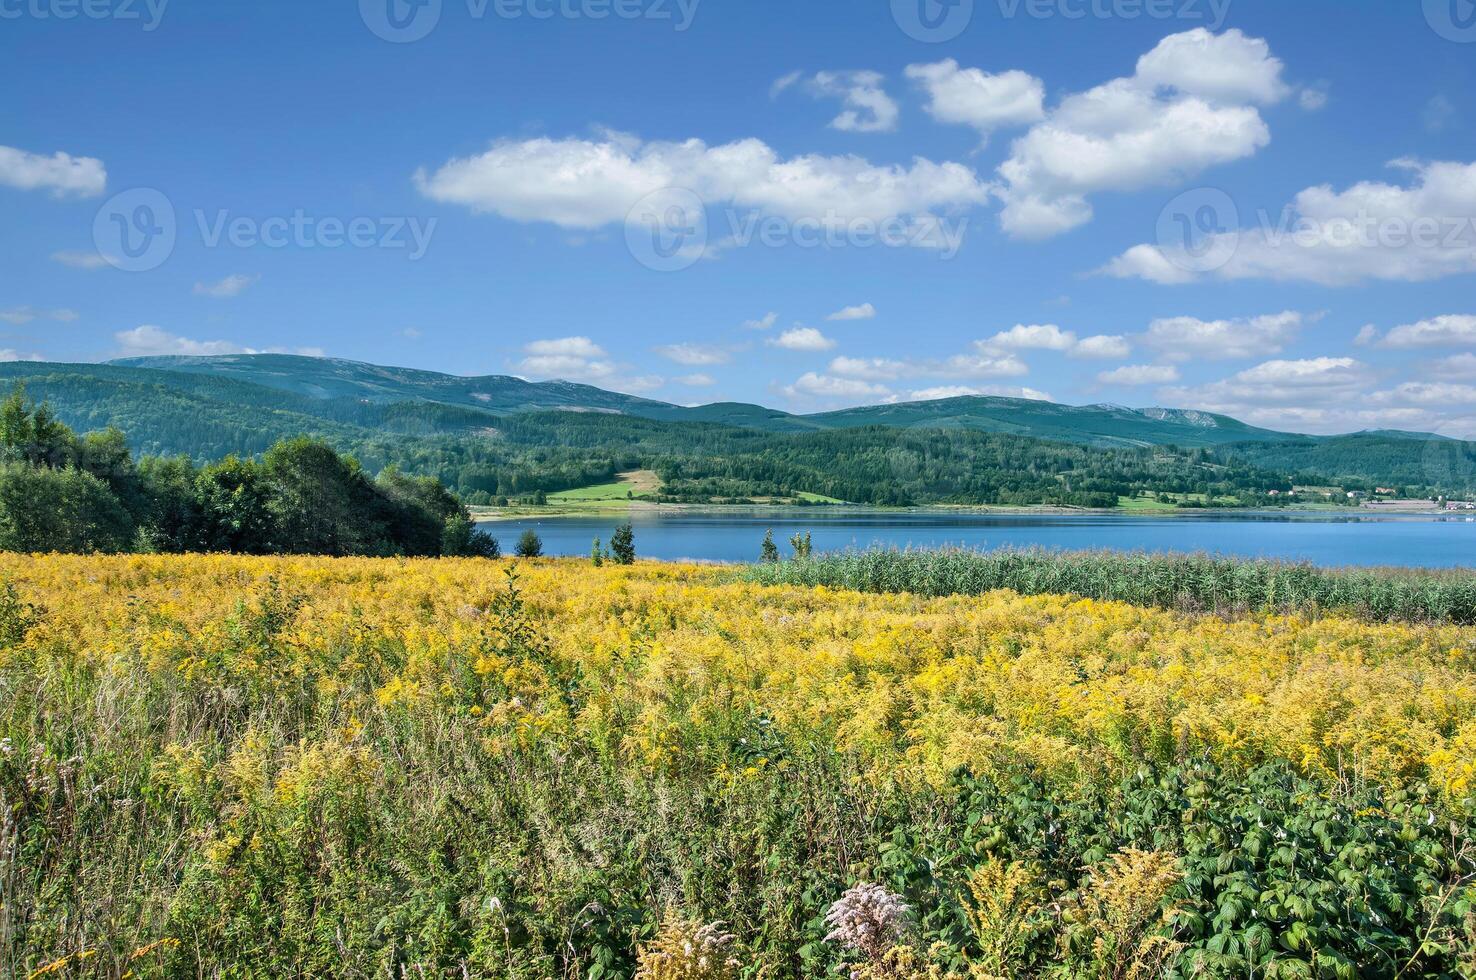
[100,353,1294,448]
[1,354,1470,500]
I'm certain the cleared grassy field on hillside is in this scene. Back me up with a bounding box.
[548,469,663,501]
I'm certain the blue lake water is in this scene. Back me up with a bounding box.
[481,509,1476,568]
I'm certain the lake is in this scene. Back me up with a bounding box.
[481,508,1476,568]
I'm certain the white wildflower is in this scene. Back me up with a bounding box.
[824,882,909,962]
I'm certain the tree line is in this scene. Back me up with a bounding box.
[8,366,1474,508]
[649,426,1298,508]
[0,386,499,557]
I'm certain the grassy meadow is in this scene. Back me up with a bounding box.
[2,553,1474,978]
[548,471,663,502]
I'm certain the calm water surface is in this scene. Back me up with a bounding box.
[481,509,1476,568]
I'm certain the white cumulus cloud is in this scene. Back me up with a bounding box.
[769,327,836,352]
[987,323,1077,351]
[905,60,1045,141]
[827,302,876,321]
[1104,160,1476,286]
[909,384,1052,402]
[1143,311,1304,361]
[779,70,900,134]
[517,336,662,393]
[1152,356,1476,435]
[50,250,110,270]
[193,274,258,298]
[1378,314,1476,349]
[1070,334,1132,359]
[0,307,77,326]
[654,343,730,366]
[1379,382,1476,406]
[0,144,106,198]
[940,347,1030,378]
[414,133,990,237]
[783,372,892,401]
[114,325,322,359]
[1164,356,1373,406]
[524,336,606,358]
[828,346,1028,383]
[1098,364,1181,386]
[994,29,1287,239]
[829,356,910,381]
[1431,352,1476,380]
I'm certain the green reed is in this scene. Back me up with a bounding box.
[745,547,1476,624]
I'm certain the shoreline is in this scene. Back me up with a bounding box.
[468,500,1458,523]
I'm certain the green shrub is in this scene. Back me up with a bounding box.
[0,462,134,553]
[611,524,636,565]
[515,529,544,558]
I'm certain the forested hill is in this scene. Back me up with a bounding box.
[0,356,1471,504]
[110,353,674,417]
[804,397,1288,448]
[109,353,1287,448]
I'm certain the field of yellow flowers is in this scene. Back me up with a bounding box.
[3,553,1475,978]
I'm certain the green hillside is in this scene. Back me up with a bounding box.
[0,363,499,458]
[111,353,670,416]
[0,355,1469,503]
[1224,434,1476,490]
[106,354,1288,448]
[804,397,1290,448]
[637,401,818,431]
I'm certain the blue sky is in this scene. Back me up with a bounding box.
[3,0,1475,434]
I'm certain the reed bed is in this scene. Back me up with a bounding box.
[746,547,1476,624]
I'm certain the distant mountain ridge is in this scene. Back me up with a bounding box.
[1,353,1468,498]
[107,353,1305,449]
[109,354,673,417]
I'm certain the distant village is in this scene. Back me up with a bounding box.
[1269,486,1476,513]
